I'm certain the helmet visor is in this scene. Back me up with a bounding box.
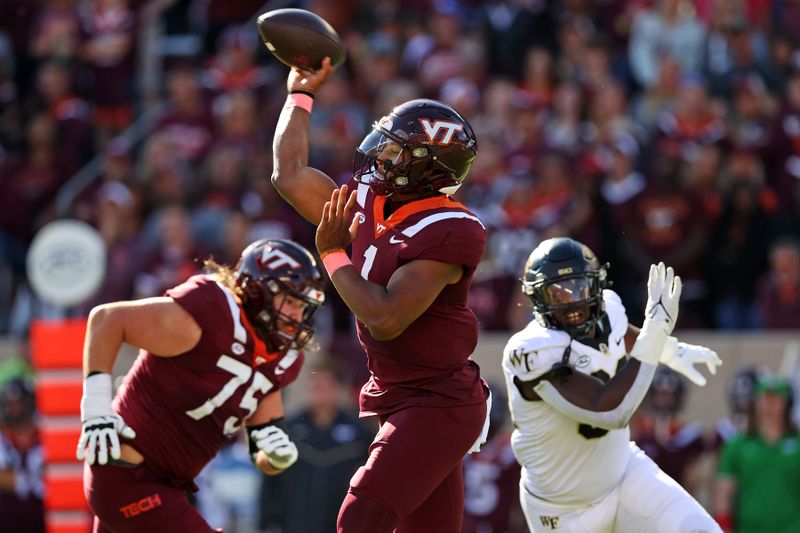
[542,277,593,306]
[354,129,407,179]
[353,127,432,192]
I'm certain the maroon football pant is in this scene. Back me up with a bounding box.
[83,462,220,533]
[337,401,487,533]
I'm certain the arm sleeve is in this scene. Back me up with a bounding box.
[533,361,658,430]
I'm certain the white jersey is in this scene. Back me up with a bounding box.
[502,289,631,506]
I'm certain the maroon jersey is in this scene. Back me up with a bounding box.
[634,421,705,487]
[113,275,303,483]
[462,433,524,533]
[348,180,488,415]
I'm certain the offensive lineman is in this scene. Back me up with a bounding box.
[77,239,325,532]
[502,237,723,532]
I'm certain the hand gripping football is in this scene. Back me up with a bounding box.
[256,8,346,70]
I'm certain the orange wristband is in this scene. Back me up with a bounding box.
[286,93,313,113]
[322,251,352,277]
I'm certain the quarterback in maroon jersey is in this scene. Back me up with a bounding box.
[272,58,490,532]
[76,239,325,532]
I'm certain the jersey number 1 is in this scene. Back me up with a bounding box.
[361,245,377,279]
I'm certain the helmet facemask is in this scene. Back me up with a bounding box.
[238,273,325,354]
[524,272,606,339]
[353,126,454,196]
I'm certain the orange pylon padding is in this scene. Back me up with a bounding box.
[41,425,82,463]
[46,514,93,533]
[31,319,87,370]
[45,472,89,511]
[37,378,83,417]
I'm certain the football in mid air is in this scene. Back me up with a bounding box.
[256,8,346,71]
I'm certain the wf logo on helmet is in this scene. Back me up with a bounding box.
[419,119,463,145]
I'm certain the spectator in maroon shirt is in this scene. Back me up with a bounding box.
[599,134,646,229]
[202,25,274,101]
[632,368,705,496]
[0,113,70,244]
[519,47,555,109]
[683,144,724,223]
[76,181,144,312]
[29,0,82,63]
[756,237,800,329]
[74,135,138,224]
[79,0,137,140]
[209,90,261,160]
[544,82,590,156]
[768,73,800,216]
[135,204,206,299]
[154,67,215,166]
[35,60,92,167]
[727,75,776,155]
[619,149,709,326]
[705,177,773,330]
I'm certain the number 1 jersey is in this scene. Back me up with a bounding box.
[113,275,303,483]
[348,180,489,416]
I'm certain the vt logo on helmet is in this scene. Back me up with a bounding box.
[522,237,610,339]
[235,239,325,353]
[353,99,477,197]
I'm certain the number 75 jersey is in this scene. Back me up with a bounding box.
[113,275,303,483]
[501,289,632,506]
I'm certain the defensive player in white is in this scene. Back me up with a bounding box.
[502,237,723,533]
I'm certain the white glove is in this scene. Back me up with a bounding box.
[660,336,722,386]
[249,424,298,471]
[76,373,136,465]
[630,263,682,365]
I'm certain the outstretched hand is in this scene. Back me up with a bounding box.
[661,339,722,387]
[630,262,682,365]
[316,185,360,256]
[287,56,336,94]
[643,262,682,334]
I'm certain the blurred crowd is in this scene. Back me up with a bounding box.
[1,0,800,346]
[1,1,800,531]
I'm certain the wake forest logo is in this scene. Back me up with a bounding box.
[540,515,559,529]
[508,348,536,373]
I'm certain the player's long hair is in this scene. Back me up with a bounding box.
[203,257,240,296]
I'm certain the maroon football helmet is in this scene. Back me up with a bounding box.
[353,99,477,197]
[235,239,325,353]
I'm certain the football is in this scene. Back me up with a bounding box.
[256,8,346,71]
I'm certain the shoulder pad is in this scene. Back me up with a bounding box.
[503,322,570,382]
[602,289,628,331]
